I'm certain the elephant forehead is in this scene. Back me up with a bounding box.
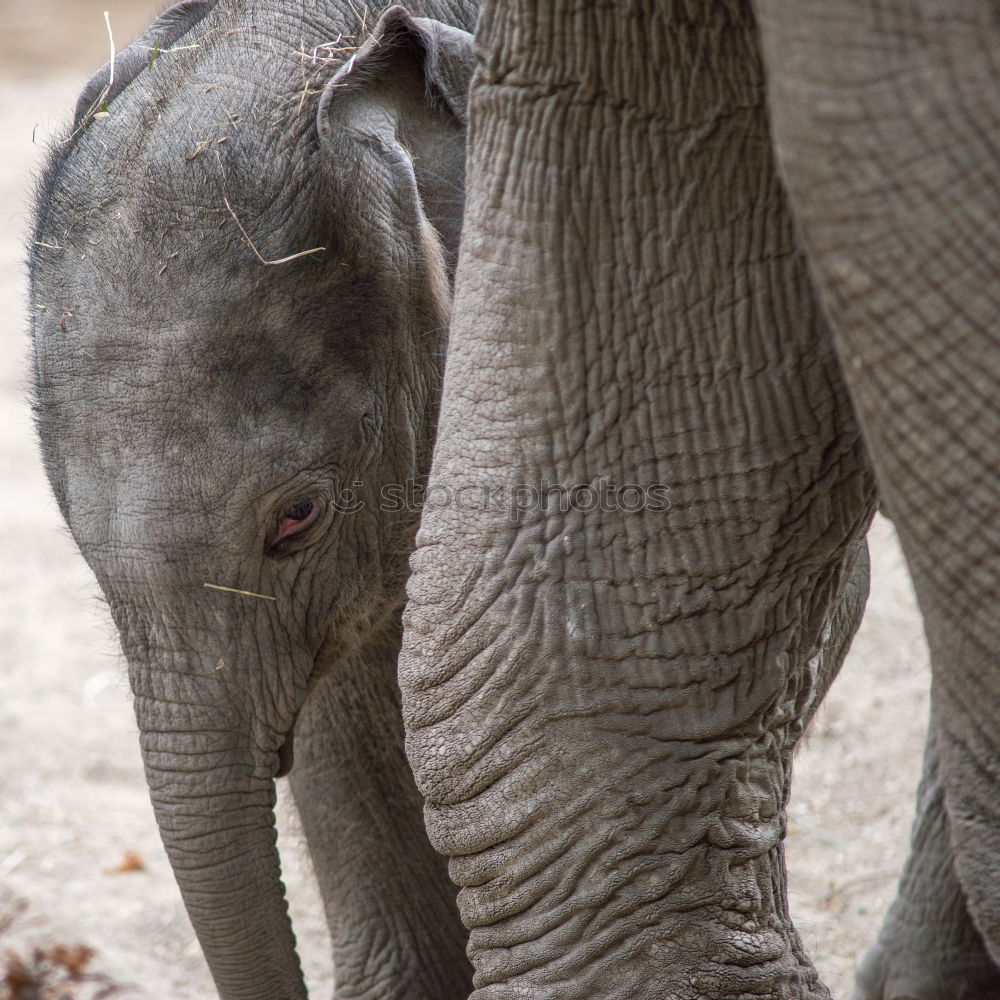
[54,342,368,475]
[40,270,367,413]
[31,186,386,549]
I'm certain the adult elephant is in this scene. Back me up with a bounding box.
[399,2,1000,999]
[758,5,1000,997]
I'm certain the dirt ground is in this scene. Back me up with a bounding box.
[0,3,932,998]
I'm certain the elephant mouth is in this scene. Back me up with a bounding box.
[275,728,295,778]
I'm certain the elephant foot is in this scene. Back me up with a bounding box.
[850,940,1000,1000]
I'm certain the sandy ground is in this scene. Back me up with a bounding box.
[0,3,932,998]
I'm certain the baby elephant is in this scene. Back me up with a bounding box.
[29,1,478,997]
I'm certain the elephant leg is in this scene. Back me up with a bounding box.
[852,717,1000,1000]
[756,0,1000,973]
[288,625,473,1000]
[400,2,878,997]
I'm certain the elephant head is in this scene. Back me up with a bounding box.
[29,3,475,997]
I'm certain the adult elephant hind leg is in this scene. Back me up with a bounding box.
[755,0,1000,981]
[851,718,1000,1000]
[400,2,877,997]
[288,624,473,1000]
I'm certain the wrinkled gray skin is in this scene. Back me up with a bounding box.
[400,2,1000,1000]
[31,0,1000,998]
[30,1,477,998]
[759,4,1000,997]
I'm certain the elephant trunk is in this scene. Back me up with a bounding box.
[134,671,306,1000]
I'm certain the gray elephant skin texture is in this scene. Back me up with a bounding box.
[29,1,1000,1000]
[30,1,477,998]
[397,2,999,1000]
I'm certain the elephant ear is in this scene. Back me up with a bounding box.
[317,5,475,266]
[73,0,215,129]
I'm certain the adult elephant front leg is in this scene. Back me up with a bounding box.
[756,0,1000,991]
[400,2,877,997]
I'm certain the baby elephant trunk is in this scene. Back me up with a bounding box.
[135,681,305,999]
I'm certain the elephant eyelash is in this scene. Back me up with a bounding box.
[267,496,323,556]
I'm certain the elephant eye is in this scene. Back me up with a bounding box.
[270,497,321,552]
[284,498,315,523]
